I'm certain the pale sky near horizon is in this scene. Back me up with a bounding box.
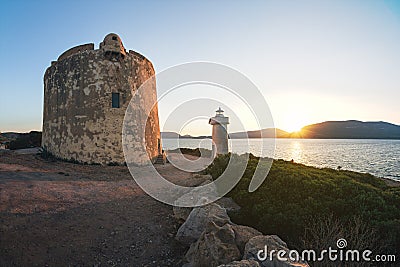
[1,0,399,135]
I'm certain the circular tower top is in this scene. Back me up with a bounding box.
[100,33,126,56]
[209,107,229,125]
[215,107,225,117]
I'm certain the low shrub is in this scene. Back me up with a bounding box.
[7,131,42,150]
[167,147,213,158]
[206,154,400,257]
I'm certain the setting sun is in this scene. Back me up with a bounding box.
[280,112,308,133]
[286,123,303,133]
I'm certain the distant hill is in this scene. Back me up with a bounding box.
[161,132,181,139]
[0,132,21,140]
[162,129,288,139]
[161,132,211,139]
[295,120,400,139]
[229,128,288,138]
[162,120,400,140]
[0,131,42,149]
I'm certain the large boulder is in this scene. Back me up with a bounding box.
[243,235,309,267]
[216,197,241,213]
[174,179,218,208]
[174,196,241,222]
[176,203,231,245]
[173,205,192,222]
[173,175,215,221]
[218,259,260,267]
[231,225,262,253]
[185,222,242,267]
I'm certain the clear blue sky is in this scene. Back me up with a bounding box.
[1,0,399,134]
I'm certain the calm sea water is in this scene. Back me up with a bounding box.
[162,138,400,180]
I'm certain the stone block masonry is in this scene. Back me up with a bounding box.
[42,33,161,165]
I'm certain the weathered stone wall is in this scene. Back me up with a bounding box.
[57,43,94,61]
[42,34,160,165]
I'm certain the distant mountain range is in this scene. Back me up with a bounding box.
[161,132,211,139]
[161,120,400,139]
[3,121,399,142]
[293,120,400,139]
[228,128,289,138]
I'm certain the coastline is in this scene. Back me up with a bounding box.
[163,138,400,181]
[2,146,399,186]
[380,176,400,187]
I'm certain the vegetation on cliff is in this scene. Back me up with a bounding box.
[206,153,400,256]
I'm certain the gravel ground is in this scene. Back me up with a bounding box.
[0,149,189,266]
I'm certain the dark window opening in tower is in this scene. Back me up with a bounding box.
[112,92,120,108]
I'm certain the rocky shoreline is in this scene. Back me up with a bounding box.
[171,174,309,267]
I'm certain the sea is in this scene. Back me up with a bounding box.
[162,138,400,181]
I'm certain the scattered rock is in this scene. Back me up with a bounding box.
[243,235,309,267]
[198,176,213,186]
[218,259,260,267]
[216,197,241,213]
[185,222,241,267]
[231,225,262,253]
[173,196,240,222]
[173,179,219,223]
[171,175,307,267]
[175,181,219,207]
[182,174,213,187]
[176,203,231,245]
[173,206,192,221]
[173,175,216,221]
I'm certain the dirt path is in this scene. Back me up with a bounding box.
[0,150,190,266]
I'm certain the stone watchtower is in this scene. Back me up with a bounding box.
[42,33,161,165]
[209,107,230,155]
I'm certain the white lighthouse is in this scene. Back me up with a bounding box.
[209,107,230,155]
